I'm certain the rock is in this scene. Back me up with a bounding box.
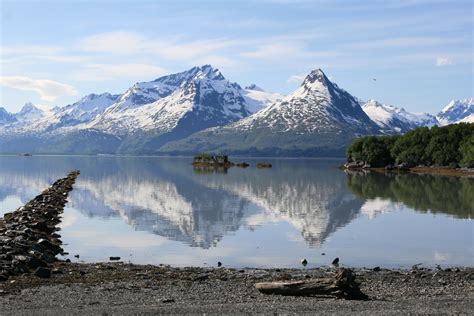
[256,163,272,168]
[235,162,250,168]
[301,259,308,266]
[109,257,121,261]
[0,171,79,280]
[217,261,222,267]
[373,267,381,272]
[34,267,51,278]
[332,257,340,267]
[193,273,209,281]
[162,298,175,303]
[26,257,47,269]
[344,162,360,169]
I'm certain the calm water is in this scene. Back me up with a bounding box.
[0,156,472,268]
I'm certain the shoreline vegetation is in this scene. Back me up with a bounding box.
[343,123,474,177]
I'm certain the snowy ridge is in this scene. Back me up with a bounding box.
[437,98,474,125]
[0,107,17,125]
[81,65,253,136]
[15,102,54,122]
[362,99,438,133]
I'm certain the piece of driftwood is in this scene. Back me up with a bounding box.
[255,268,368,300]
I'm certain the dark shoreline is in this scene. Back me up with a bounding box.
[0,262,473,314]
[341,165,474,177]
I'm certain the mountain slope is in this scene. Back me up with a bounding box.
[437,98,474,125]
[361,99,438,133]
[0,107,17,125]
[160,69,381,156]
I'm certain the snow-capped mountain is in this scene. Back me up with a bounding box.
[160,69,381,156]
[0,65,471,156]
[436,98,474,125]
[0,107,17,125]
[75,65,256,154]
[243,84,282,113]
[0,65,279,154]
[14,102,53,122]
[361,99,438,133]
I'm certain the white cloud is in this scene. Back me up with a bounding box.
[77,31,236,62]
[0,76,77,101]
[77,31,146,54]
[436,57,454,66]
[71,63,168,81]
[242,43,304,59]
[287,73,306,83]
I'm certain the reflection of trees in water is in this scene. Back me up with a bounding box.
[346,172,474,219]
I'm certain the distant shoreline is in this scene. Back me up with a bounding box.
[342,165,474,177]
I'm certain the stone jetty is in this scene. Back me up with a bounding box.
[0,170,79,282]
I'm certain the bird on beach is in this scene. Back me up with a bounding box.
[301,258,308,267]
[217,261,222,267]
[332,257,339,267]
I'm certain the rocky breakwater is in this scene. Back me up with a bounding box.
[0,170,80,282]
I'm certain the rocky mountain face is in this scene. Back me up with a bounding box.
[160,69,382,156]
[361,99,439,133]
[436,98,474,125]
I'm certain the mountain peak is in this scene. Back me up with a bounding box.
[245,84,264,91]
[197,64,225,80]
[300,68,331,92]
[19,102,49,113]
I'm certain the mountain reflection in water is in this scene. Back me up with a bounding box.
[0,155,472,267]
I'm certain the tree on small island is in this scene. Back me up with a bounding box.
[346,123,474,168]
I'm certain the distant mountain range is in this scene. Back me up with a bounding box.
[0,65,471,156]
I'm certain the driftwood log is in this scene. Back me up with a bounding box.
[255,268,368,300]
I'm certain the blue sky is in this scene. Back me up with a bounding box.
[0,0,472,113]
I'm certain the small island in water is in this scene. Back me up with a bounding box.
[343,123,474,176]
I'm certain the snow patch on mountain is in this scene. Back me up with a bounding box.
[243,85,282,113]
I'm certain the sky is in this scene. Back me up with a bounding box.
[0,0,472,114]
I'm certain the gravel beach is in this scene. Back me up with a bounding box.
[1,262,473,315]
